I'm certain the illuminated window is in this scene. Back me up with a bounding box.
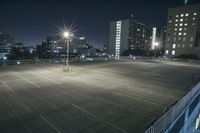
[175,24,178,26]
[179,23,183,26]
[181,14,184,17]
[179,32,182,35]
[180,19,183,22]
[115,21,121,60]
[179,28,182,31]
[184,23,188,26]
[174,28,177,31]
[176,15,179,17]
[169,20,172,23]
[185,13,189,16]
[173,44,176,49]
[165,50,169,55]
[175,19,178,22]
[172,50,175,55]
[194,12,197,15]
[183,33,186,36]
[193,17,196,20]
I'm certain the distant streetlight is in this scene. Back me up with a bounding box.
[154,42,159,57]
[63,31,73,72]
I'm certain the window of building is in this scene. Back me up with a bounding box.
[169,20,172,23]
[179,28,182,31]
[182,44,185,48]
[190,44,193,47]
[192,23,195,26]
[181,14,184,17]
[180,19,183,22]
[176,15,179,17]
[172,50,175,55]
[178,44,181,48]
[184,28,187,31]
[175,19,178,22]
[179,32,182,36]
[184,23,188,26]
[175,24,178,27]
[178,37,181,41]
[174,32,177,35]
[183,37,186,42]
[193,17,196,20]
[183,33,186,36]
[194,12,197,15]
[173,44,176,49]
[174,38,177,42]
[179,23,183,26]
[165,50,169,55]
[190,37,194,42]
[185,13,189,16]
[167,38,170,42]
[174,28,177,31]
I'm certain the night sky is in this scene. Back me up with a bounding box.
[0,0,200,47]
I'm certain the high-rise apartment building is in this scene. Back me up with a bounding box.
[109,19,151,59]
[165,4,200,58]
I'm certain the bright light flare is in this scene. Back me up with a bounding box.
[63,31,70,38]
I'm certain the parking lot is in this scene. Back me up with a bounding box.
[0,60,200,133]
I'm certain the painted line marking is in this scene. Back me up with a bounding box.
[17,75,40,88]
[72,104,127,133]
[0,80,14,92]
[40,115,62,133]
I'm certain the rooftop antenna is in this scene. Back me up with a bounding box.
[184,0,188,5]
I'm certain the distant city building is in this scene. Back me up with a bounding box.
[151,26,167,56]
[36,42,49,59]
[109,19,152,59]
[0,33,15,53]
[165,4,200,58]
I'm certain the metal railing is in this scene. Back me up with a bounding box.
[145,82,200,133]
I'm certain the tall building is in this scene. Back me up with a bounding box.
[151,26,166,56]
[109,19,151,59]
[0,33,15,53]
[165,4,200,58]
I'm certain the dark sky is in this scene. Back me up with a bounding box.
[0,0,200,47]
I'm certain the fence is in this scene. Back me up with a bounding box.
[145,82,200,133]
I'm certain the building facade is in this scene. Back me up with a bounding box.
[109,19,151,59]
[0,33,15,53]
[165,4,200,58]
[151,26,167,56]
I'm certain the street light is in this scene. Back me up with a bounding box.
[154,42,159,57]
[63,31,73,72]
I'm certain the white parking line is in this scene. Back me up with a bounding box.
[72,104,128,133]
[17,75,40,88]
[0,80,14,92]
[40,115,62,133]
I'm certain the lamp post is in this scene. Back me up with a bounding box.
[154,42,159,57]
[63,31,73,71]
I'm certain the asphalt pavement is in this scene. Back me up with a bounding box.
[0,60,200,133]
